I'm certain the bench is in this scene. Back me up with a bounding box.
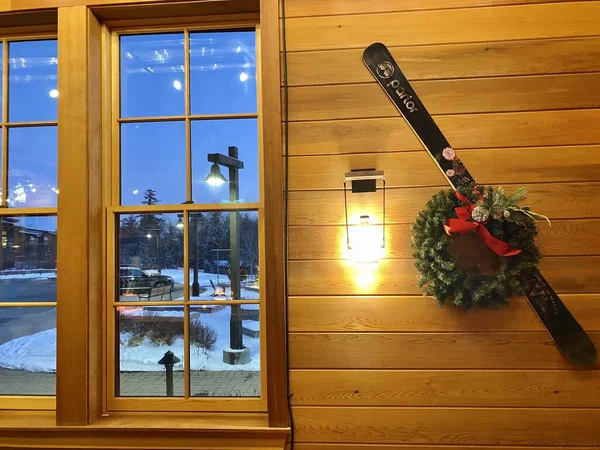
[137,285,173,301]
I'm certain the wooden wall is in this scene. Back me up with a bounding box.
[283,1,600,448]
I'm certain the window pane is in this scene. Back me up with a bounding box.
[121,121,186,206]
[0,306,56,395]
[117,306,184,397]
[9,40,58,122]
[118,213,183,302]
[188,211,259,301]
[190,305,260,397]
[190,31,256,115]
[0,216,57,303]
[191,119,258,204]
[8,126,58,208]
[120,34,185,118]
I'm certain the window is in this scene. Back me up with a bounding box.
[108,27,264,410]
[0,37,58,404]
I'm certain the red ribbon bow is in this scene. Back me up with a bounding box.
[443,190,521,257]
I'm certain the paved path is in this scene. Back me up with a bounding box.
[0,369,260,397]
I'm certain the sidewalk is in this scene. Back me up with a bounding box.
[0,369,260,397]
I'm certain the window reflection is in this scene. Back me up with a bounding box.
[190,31,257,115]
[9,40,58,122]
[8,126,58,208]
[120,33,185,118]
[121,122,186,205]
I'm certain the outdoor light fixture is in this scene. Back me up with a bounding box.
[176,214,184,229]
[205,162,227,187]
[343,169,386,265]
[146,233,152,239]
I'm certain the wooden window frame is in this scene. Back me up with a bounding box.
[0,0,287,432]
[105,21,268,413]
[0,31,58,412]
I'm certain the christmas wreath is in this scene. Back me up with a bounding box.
[411,184,548,310]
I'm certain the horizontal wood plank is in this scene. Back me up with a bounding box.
[282,0,583,18]
[290,369,600,407]
[292,407,600,445]
[289,183,600,226]
[287,74,600,121]
[288,146,600,189]
[283,37,600,86]
[288,295,600,332]
[289,220,600,259]
[289,332,600,369]
[288,257,600,296]
[284,2,600,51]
[287,110,600,155]
[294,446,600,450]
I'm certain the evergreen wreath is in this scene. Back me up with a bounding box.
[411,184,547,310]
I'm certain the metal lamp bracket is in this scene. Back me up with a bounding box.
[343,168,386,251]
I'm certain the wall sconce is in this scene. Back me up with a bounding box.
[343,169,386,264]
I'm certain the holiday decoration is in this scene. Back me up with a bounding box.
[363,42,597,365]
[412,184,543,310]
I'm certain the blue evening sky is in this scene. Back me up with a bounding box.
[3,30,258,231]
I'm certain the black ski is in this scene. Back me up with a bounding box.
[363,42,597,366]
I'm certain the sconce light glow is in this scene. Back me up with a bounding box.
[205,163,227,187]
[173,79,182,91]
[239,72,249,82]
[349,215,384,265]
[49,89,59,98]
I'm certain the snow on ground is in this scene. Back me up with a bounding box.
[0,271,57,280]
[0,307,260,373]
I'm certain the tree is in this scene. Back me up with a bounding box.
[239,213,259,276]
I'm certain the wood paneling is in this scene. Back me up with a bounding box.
[284,2,600,51]
[282,0,584,18]
[288,147,600,189]
[283,37,600,86]
[287,75,600,120]
[292,407,600,446]
[290,332,600,369]
[288,183,600,225]
[288,110,600,155]
[288,295,600,332]
[289,220,600,259]
[288,257,600,296]
[290,369,600,407]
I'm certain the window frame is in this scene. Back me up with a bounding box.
[0,31,58,412]
[104,22,268,413]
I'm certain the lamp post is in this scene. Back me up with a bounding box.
[146,228,161,273]
[205,146,246,360]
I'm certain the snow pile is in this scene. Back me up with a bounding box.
[0,307,260,373]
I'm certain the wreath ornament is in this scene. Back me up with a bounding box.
[411,179,550,310]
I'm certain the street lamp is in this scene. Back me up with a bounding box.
[176,214,184,229]
[146,228,161,273]
[204,146,248,364]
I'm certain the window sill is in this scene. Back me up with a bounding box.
[0,411,289,449]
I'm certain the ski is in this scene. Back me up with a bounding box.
[363,42,597,366]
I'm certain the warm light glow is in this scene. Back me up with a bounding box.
[348,215,384,265]
[354,265,377,289]
[173,79,182,90]
[49,89,59,98]
[239,72,249,82]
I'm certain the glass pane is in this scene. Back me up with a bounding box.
[188,211,259,301]
[8,126,58,208]
[0,306,56,395]
[118,213,183,302]
[190,30,256,115]
[9,40,58,122]
[191,119,258,204]
[190,305,260,397]
[121,121,186,206]
[117,306,184,397]
[0,127,2,205]
[0,216,57,303]
[120,33,185,118]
